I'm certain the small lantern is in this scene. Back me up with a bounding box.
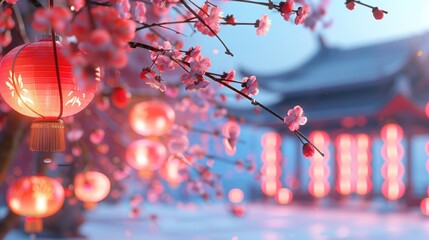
[129,101,175,136]
[0,37,99,151]
[7,176,65,233]
[74,171,110,209]
[125,139,167,171]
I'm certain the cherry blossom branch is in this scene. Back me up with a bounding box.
[228,0,276,9]
[136,18,198,31]
[12,4,30,44]
[346,0,388,14]
[205,72,325,157]
[184,125,245,144]
[180,0,234,56]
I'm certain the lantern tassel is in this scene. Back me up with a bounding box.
[30,118,65,152]
[24,217,43,233]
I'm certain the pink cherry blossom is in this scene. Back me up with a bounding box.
[67,128,84,142]
[188,145,206,160]
[295,5,310,25]
[190,55,211,73]
[32,6,72,34]
[256,14,272,36]
[169,125,188,138]
[225,15,236,25]
[194,4,222,37]
[185,79,210,92]
[66,6,135,68]
[133,2,147,23]
[0,8,14,30]
[214,108,228,118]
[168,136,190,153]
[140,68,166,92]
[283,105,308,131]
[0,31,11,47]
[151,41,181,72]
[184,46,202,63]
[226,127,239,150]
[116,0,131,19]
[89,129,105,144]
[240,75,259,96]
[346,1,355,10]
[372,7,384,20]
[280,0,294,21]
[130,195,144,207]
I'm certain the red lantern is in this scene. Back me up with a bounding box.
[74,171,110,209]
[129,101,175,136]
[125,139,167,170]
[0,37,99,151]
[160,155,187,187]
[7,176,65,233]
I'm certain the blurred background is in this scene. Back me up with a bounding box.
[2,0,429,239]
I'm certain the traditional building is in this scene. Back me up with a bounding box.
[241,32,429,205]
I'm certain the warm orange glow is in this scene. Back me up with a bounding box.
[0,40,98,118]
[382,181,405,200]
[228,188,244,204]
[308,180,330,198]
[261,132,282,148]
[260,132,282,197]
[308,131,330,198]
[380,124,405,201]
[223,121,241,155]
[126,139,167,170]
[380,124,404,142]
[262,180,281,197]
[7,176,64,219]
[275,188,293,204]
[129,101,175,137]
[74,171,111,204]
[160,155,187,186]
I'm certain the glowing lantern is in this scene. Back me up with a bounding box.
[7,176,64,233]
[228,188,244,204]
[421,198,429,216]
[0,37,99,151]
[160,155,187,187]
[129,101,175,136]
[74,171,111,209]
[126,139,167,170]
[275,188,293,204]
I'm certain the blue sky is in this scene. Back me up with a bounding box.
[191,0,429,74]
[188,0,429,106]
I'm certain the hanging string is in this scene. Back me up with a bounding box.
[49,0,64,119]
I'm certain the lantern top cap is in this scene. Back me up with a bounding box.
[36,34,62,42]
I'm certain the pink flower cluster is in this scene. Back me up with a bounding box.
[0,8,14,47]
[256,14,271,36]
[284,105,307,131]
[180,46,212,92]
[140,68,166,92]
[33,6,72,34]
[151,41,181,72]
[279,0,311,25]
[194,4,222,37]
[240,76,259,96]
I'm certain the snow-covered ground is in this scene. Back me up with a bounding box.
[5,201,429,240]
